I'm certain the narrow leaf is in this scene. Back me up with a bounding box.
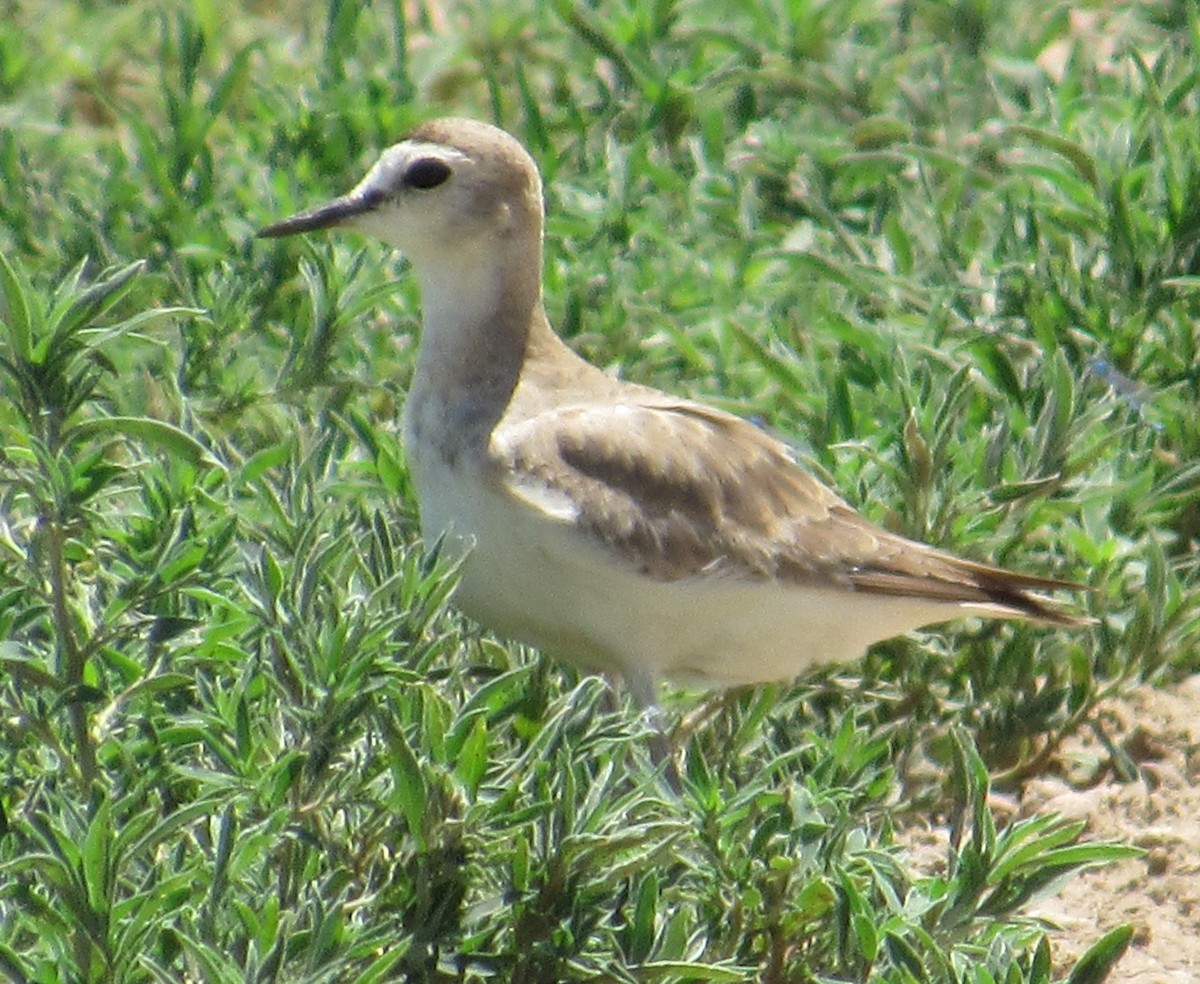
[0,250,33,360]
[70,416,219,469]
[1066,924,1134,984]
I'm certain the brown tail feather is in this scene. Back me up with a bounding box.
[849,553,1092,628]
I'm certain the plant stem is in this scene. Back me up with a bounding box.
[47,518,96,789]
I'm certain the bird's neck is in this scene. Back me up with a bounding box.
[406,234,583,448]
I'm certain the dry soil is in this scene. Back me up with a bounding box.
[904,677,1200,983]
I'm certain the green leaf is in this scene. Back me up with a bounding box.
[117,672,194,703]
[630,871,659,963]
[884,930,927,980]
[853,911,879,963]
[70,416,219,468]
[236,441,293,489]
[731,319,804,392]
[0,250,33,360]
[83,304,204,347]
[1004,124,1099,188]
[455,714,489,796]
[49,259,146,342]
[1029,935,1052,984]
[356,941,414,984]
[385,720,428,847]
[82,798,112,918]
[0,650,65,692]
[969,337,1025,408]
[1066,924,1134,984]
[635,961,748,981]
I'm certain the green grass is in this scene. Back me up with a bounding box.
[1,0,1197,980]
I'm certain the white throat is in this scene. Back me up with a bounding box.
[411,245,507,354]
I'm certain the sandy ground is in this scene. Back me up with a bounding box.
[903,677,1200,982]
[1020,678,1200,981]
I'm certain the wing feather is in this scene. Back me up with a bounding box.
[492,398,1084,625]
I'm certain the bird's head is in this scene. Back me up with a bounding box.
[258,117,545,271]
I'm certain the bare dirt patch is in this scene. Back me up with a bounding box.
[1020,678,1200,981]
[904,677,1200,982]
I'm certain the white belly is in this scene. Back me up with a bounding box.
[406,436,967,690]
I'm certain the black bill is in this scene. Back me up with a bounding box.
[257,193,378,239]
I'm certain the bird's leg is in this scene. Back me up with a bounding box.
[622,666,681,794]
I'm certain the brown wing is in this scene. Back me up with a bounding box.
[493,399,1085,625]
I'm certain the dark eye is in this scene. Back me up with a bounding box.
[405,158,451,190]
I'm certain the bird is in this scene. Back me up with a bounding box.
[258,117,1087,717]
